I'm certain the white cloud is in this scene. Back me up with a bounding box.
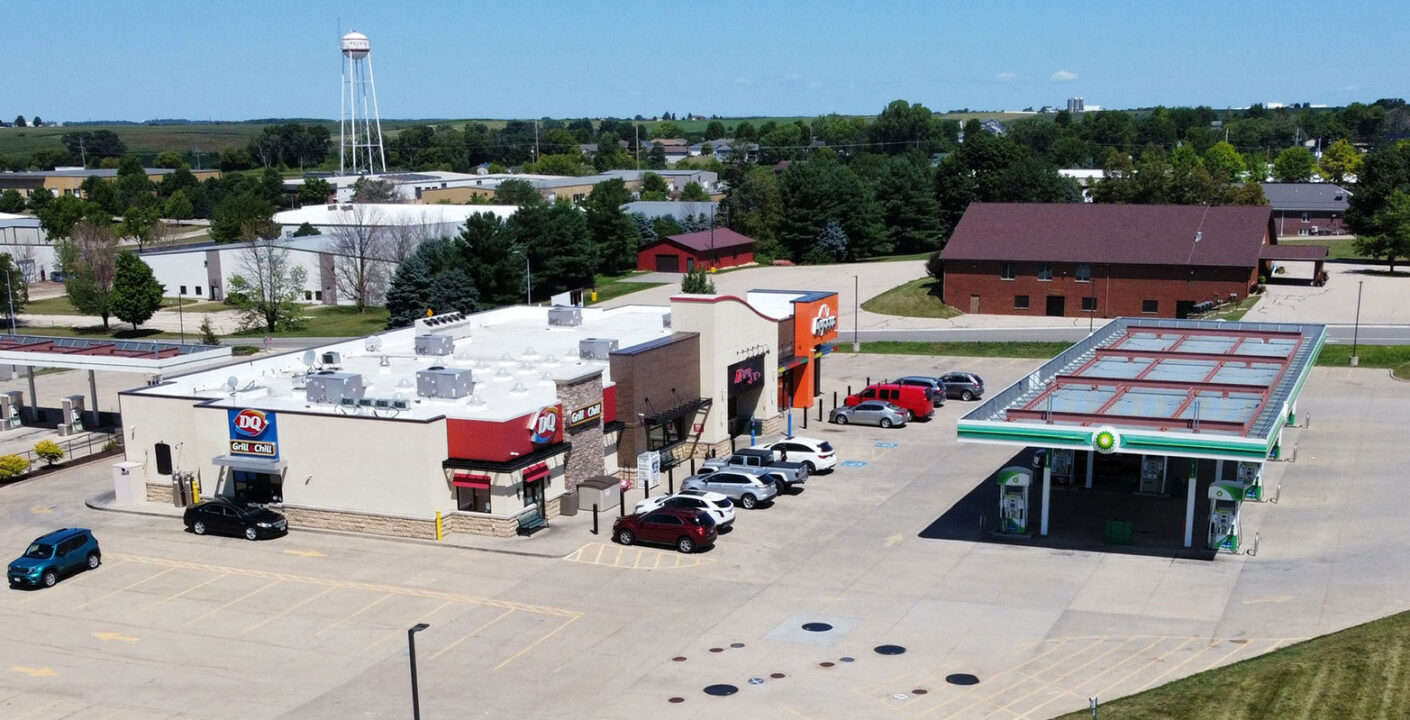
[997,72,1018,83]
[1050,70,1078,82]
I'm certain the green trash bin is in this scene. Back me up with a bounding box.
[1104,518,1134,545]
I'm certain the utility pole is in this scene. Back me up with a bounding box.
[635,124,640,170]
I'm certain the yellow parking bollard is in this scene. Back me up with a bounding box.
[435,511,443,541]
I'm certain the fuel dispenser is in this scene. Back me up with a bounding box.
[0,390,23,430]
[1207,481,1245,552]
[1237,462,1263,501]
[997,466,1032,534]
[1139,455,1167,494]
[59,395,84,436]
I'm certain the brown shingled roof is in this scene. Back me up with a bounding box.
[656,228,755,253]
[940,203,1275,268]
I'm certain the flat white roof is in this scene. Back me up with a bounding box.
[743,290,809,320]
[128,304,674,423]
[273,203,518,227]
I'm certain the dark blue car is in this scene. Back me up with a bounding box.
[8,528,101,588]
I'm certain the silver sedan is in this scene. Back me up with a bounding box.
[829,400,908,428]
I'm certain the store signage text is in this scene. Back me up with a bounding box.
[529,406,561,444]
[227,408,279,459]
[727,355,766,397]
[568,401,603,428]
[229,440,277,456]
[811,304,838,337]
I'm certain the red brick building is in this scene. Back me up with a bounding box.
[637,228,755,273]
[939,203,1293,319]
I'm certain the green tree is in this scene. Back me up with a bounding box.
[0,454,30,480]
[210,192,274,244]
[0,189,25,213]
[705,120,727,140]
[1202,141,1246,184]
[297,177,333,206]
[778,151,888,261]
[1347,140,1410,235]
[58,221,120,328]
[874,152,944,253]
[38,195,109,239]
[681,267,716,294]
[1319,139,1363,184]
[225,222,307,332]
[1272,146,1319,183]
[493,178,542,206]
[641,172,669,197]
[650,121,683,139]
[679,181,710,202]
[153,152,186,169]
[33,440,63,466]
[109,250,165,330]
[647,144,667,170]
[25,187,53,213]
[164,190,194,221]
[720,166,784,261]
[115,156,155,210]
[870,99,946,154]
[350,176,397,203]
[510,201,598,298]
[0,253,28,322]
[13,116,26,128]
[1353,189,1410,271]
[804,219,849,264]
[583,178,640,275]
[118,205,162,249]
[291,222,319,237]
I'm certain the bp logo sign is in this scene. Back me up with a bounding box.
[1093,426,1120,454]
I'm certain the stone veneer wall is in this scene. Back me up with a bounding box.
[557,372,605,491]
[282,505,437,540]
[146,482,173,503]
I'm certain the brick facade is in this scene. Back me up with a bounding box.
[556,369,606,491]
[943,260,1259,319]
[610,333,704,466]
[1272,210,1346,237]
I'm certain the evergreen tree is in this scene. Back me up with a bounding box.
[804,220,848,264]
[778,152,887,262]
[0,189,25,213]
[681,267,716,294]
[875,152,944,253]
[583,178,640,275]
[384,252,434,328]
[110,250,165,330]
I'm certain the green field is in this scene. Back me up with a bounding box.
[1054,610,1410,720]
[229,305,391,338]
[1276,236,1360,260]
[860,276,961,319]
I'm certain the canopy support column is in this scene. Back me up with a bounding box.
[1184,459,1200,548]
[1040,451,1052,537]
[1085,450,1094,489]
[26,365,36,423]
[89,370,99,423]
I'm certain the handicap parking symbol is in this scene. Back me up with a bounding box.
[873,441,898,449]
[840,460,868,468]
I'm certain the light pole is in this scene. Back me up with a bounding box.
[177,289,185,343]
[4,269,14,334]
[511,248,531,305]
[852,274,860,352]
[1351,280,1363,366]
[408,622,429,720]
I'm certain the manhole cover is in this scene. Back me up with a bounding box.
[730,642,746,648]
[946,673,980,686]
[668,697,684,704]
[703,684,739,696]
[839,656,855,663]
[709,647,724,653]
[672,656,687,662]
[770,673,786,679]
[802,622,834,632]
[912,688,929,695]
[875,644,907,655]
[819,661,835,668]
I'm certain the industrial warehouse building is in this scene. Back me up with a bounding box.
[938,203,1327,319]
[119,289,839,539]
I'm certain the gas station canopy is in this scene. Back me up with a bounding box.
[0,334,231,374]
[958,318,1325,462]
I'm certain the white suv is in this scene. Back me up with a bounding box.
[635,490,736,530]
[751,436,838,473]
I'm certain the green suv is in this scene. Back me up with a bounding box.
[8,528,101,588]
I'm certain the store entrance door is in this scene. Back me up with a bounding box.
[523,477,544,510]
[231,470,283,504]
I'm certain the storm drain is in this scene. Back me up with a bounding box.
[946,673,980,685]
[874,644,907,655]
[703,684,739,696]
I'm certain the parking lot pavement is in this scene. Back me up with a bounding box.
[4,354,1409,719]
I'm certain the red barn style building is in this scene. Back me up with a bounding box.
[939,203,1324,319]
[637,228,755,273]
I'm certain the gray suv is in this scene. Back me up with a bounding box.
[895,376,946,407]
[940,372,985,401]
[681,468,779,509]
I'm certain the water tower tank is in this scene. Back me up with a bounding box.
[341,31,371,59]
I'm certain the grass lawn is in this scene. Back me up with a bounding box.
[841,341,1075,358]
[861,277,961,319]
[1276,236,1359,260]
[858,252,932,263]
[1194,294,1262,321]
[162,301,228,313]
[229,305,391,338]
[1053,610,1410,720]
[1317,344,1410,379]
[22,296,84,315]
[587,271,665,305]
[13,324,178,340]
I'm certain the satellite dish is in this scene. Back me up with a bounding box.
[302,350,317,366]
[365,336,383,352]
[226,376,239,392]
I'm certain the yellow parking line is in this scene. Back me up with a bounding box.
[182,580,282,627]
[430,608,515,661]
[317,594,393,635]
[630,549,644,569]
[613,545,624,565]
[243,586,337,634]
[72,567,179,611]
[127,573,230,618]
[1088,637,1199,700]
[593,544,606,564]
[494,614,580,670]
[364,600,456,651]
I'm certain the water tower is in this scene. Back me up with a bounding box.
[339,30,386,176]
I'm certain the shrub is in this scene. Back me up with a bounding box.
[198,316,220,345]
[102,439,121,452]
[0,454,30,479]
[34,439,64,465]
[681,268,716,294]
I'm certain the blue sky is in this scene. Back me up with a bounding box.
[4,1,1405,122]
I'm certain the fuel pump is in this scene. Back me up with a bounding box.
[1207,481,1245,552]
[997,466,1032,534]
[0,390,22,429]
[1237,462,1263,501]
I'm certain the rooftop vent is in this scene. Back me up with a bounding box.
[414,334,454,356]
[548,306,583,327]
[662,312,672,329]
[305,372,365,404]
[579,337,619,361]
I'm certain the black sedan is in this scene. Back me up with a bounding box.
[184,498,288,541]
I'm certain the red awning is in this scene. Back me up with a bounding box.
[523,463,550,483]
[452,472,491,489]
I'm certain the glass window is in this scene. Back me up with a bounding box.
[179,285,187,295]
[195,286,202,296]
[1081,297,1097,312]
[1038,264,1054,281]
[314,291,323,301]
[646,416,687,451]
[456,485,491,513]
[1075,264,1091,282]
[1142,299,1159,314]
[304,291,313,301]
[1014,295,1030,310]
[1000,262,1015,280]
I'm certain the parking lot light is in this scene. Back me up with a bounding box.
[409,622,430,720]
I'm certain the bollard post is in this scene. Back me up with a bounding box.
[644,475,650,499]
[619,485,626,516]
[592,504,599,535]
[691,457,697,474]
[802,403,808,429]
[833,391,837,410]
[817,401,822,422]
[668,467,675,494]
[866,376,870,386]
[847,384,852,396]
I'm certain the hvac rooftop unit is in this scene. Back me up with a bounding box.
[547,306,583,327]
[662,312,672,329]
[306,372,365,404]
[579,337,618,361]
[321,351,342,368]
[416,367,475,399]
[415,334,455,356]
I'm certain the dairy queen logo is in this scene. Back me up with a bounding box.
[529,406,560,444]
[232,409,269,437]
[812,305,838,337]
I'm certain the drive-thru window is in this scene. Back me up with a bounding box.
[957,317,1323,555]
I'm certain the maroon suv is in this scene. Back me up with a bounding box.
[612,508,717,553]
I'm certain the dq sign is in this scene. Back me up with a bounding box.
[227,408,279,458]
[811,304,838,337]
[529,406,561,445]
